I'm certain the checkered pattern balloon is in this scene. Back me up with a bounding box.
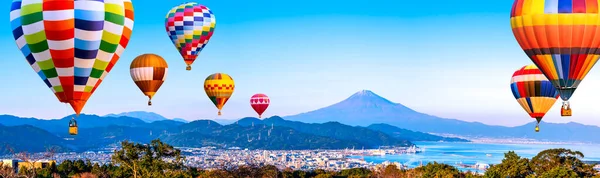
[10,0,135,116]
[165,2,216,71]
[204,73,234,116]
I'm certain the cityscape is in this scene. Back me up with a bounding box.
[0,146,424,172]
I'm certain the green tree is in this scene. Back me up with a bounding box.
[530,148,597,177]
[314,173,333,178]
[57,160,75,177]
[484,151,532,178]
[415,162,462,178]
[111,139,186,178]
[281,168,294,178]
[232,165,260,178]
[259,165,279,178]
[292,170,307,178]
[338,167,371,177]
[200,169,232,178]
[381,164,402,178]
[36,162,58,178]
[540,166,579,178]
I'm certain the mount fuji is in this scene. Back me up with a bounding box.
[283,90,600,142]
[283,90,494,133]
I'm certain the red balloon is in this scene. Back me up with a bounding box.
[250,94,270,118]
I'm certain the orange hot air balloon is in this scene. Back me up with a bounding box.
[130,54,168,106]
[510,0,600,116]
[204,73,235,116]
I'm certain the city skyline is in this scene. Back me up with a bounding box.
[2,0,600,127]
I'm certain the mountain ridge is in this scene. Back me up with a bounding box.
[283,90,600,143]
[2,89,600,152]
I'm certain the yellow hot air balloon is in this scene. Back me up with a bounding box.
[130,54,168,106]
[204,73,235,116]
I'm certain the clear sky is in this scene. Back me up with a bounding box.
[2,0,600,127]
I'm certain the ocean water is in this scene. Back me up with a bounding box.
[356,142,600,173]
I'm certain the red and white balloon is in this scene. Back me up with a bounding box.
[250,94,270,118]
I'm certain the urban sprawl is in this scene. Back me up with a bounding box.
[0,146,426,172]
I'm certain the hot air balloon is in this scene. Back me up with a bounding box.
[511,64,559,132]
[10,0,135,135]
[250,94,270,118]
[165,2,216,71]
[130,54,168,106]
[204,73,234,116]
[510,0,600,117]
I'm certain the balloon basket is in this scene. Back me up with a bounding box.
[186,66,191,71]
[69,126,78,135]
[561,108,572,117]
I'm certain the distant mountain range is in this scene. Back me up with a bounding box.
[105,111,189,123]
[0,112,465,152]
[284,90,600,143]
[3,89,599,153]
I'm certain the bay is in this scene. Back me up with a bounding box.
[354,141,600,173]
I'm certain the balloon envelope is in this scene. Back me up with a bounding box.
[165,2,216,70]
[204,73,234,115]
[10,0,135,115]
[510,64,559,131]
[510,0,600,102]
[250,94,270,118]
[130,54,168,106]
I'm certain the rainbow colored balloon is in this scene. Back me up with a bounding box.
[165,2,216,71]
[10,0,135,116]
[510,64,559,132]
[510,0,600,116]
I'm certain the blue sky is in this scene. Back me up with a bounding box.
[2,0,600,127]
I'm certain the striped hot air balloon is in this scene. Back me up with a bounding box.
[510,64,560,132]
[510,0,600,116]
[165,2,216,71]
[250,94,270,118]
[9,0,135,118]
[204,73,234,116]
[130,54,168,106]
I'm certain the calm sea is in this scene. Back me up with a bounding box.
[355,141,600,173]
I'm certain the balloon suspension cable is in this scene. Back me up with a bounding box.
[65,103,74,120]
[563,101,570,109]
[535,117,541,133]
[186,65,191,71]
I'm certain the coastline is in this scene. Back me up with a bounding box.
[428,133,597,145]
